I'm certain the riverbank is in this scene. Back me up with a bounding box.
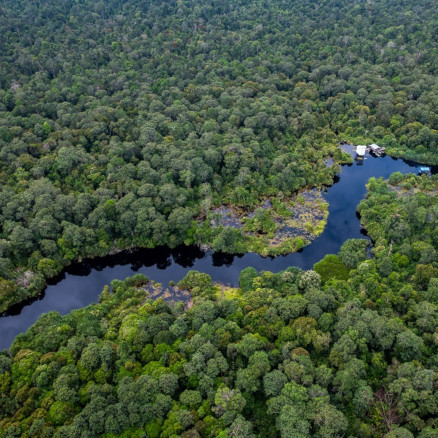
[339,133,438,166]
[0,159,343,315]
[0,153,431,349]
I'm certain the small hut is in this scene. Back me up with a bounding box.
[356,145,367,157]
[368,144,386,156]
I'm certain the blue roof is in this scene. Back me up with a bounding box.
[419,166,431,172]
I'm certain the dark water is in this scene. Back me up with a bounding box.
[0,152,434,349]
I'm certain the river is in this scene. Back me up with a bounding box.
[0,150,435,349]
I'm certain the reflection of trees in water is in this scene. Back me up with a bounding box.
[1,156,430,338]
[212,251,237,267]
[171,246,204,268]
[0,245,204,319]
[1,292,46,317]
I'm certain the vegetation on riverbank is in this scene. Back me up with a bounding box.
[1,174,438,437]
[340,135,438,167]
[1,0,438,311]
[197,190,329,257]
[2,0,438,433]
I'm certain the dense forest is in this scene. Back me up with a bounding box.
[0,174,437,437]
[1,1,438,434]
[1,0,438,311]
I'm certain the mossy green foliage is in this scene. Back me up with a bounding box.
[177,270,216,299]
[244,234,307,257]
[0,278,18,312]
[0,276,46,314]
[313,254,350,284]
[2,175,438,437]
[244,208,278,235]
[211,227,247,255]
[47,402,76,426]
[239,267,259,293]
[338,239,370,269]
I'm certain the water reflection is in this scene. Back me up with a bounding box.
[0,154,436,349]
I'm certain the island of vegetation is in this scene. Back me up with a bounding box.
[1,0,438,312]
[1,174,438,437]
[197,189,329,256]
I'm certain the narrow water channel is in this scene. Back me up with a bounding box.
[0,152,434,349]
